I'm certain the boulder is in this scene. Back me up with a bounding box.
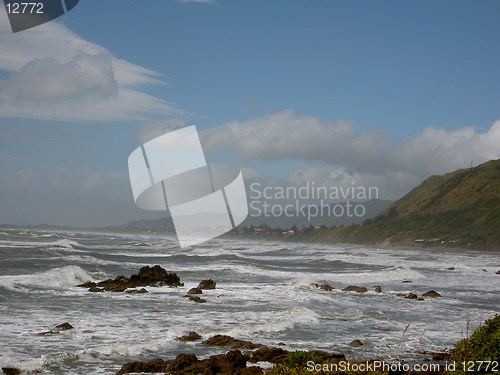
[311,283,334,291]
[496,270,500,275]
[350,339,363,347]
[2,368,20,375]
[186,296,207,303]
[177,331,202,342]
[197,279,216,290]
[342,286,367,293]
[77,265,183,293]
[116,357,168,375]
[422,290,442,298]
[402,280,412,283]
[202,335,261,350]
[405,293,418,299]
[448,267,455,270]
[55,322,73,330]
[187,287,203,295]
[374,286,382,293]
[249,347,289,363]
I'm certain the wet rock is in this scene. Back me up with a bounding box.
[350,339,363,347]
[311,283,334,291]
[405,293,418,299]
[422,290,442,298]
[482,269,487,272]
[2,368,20,375]
[187,287,203,295]
[374,286,382,293]
[448,267,455,270]
[116,357,168,375]
[249,347,290,363]
[126,288,148,294]
[177,331,203,342]
[396,293,406,297]
[197,279,216,290]
[402,280,412,283]
[77,265,183,292]
[202,335,262,350]
[496,270,500,275]
[37,330,58,336]
[55,322,73,330]
[342,286,367,293]
[116,350,254,375]
[186,296,207,303]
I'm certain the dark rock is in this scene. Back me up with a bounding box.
[482,269,487,272]
[55,322,73,330]
[197,279,216,290]
[186,296,206,303]
[422,290,442,298]
[202,335,262,350]
[405,293,418,299]
[178,331,202,342]
[126,288,148,294]
[187,287,203,295]
[350,339,363,347]
[311,283,334,291]
[78,265,183,293]
[2,368,20,375]
[249,347,290,363]
[117,350,254,375]
[496,270,500,275]
[402,280,412,283]
[116,357,168,375]
[448,267,455,270]
[396,293,406,297]
[374,286,382,293]
[169,353,199,371]
[342,286,367,293]
[277,342,286,346]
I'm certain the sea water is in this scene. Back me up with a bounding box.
[0,228,498,374]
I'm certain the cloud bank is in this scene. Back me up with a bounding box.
[0,8,181,121]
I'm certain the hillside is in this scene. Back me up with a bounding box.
[301,159,500,250]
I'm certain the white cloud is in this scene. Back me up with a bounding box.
[0,7,182,121]
[135,118,187,144]
[200,111,500,199]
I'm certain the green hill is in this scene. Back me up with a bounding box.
[304,159,500,250]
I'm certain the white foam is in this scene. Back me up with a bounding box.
[0,265,95,291]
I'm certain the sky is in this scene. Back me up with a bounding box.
[0,0,499,227]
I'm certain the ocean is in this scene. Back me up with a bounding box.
[0,228,498,374]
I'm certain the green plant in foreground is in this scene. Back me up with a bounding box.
[447,315,500,374]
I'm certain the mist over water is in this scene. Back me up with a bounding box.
[0,229,498,374]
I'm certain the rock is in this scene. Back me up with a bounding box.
[169,353,199,372]
[126,288,148,294]
[405,292,418,299]
[202,335,262,350]
[116,357,168,375]
[2,368,20,375]
[116,350,254,375]
[496,270,500,275]
[186,296,206,303]
[482,269,487,272]
[350,339,363,347]
[177,331,202,342]
[374,286,382,293]
[187,287,203,295]
[277,342,286,346]
[249,347,290,363]
[77,265,183,293]
[448,267,455,270]
[55,322,73,330]
[197,279,216,290]
[342,286,367,293]
[402,280,412,283]
[396,293,406,297]
[37,330,58,336]
[422,290,442,298]
[311,283,334,291]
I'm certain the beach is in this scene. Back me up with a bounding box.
[0,228,498,374]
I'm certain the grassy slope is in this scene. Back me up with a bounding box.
[301,159,500,249]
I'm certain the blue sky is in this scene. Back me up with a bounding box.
[0,0,499,226]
